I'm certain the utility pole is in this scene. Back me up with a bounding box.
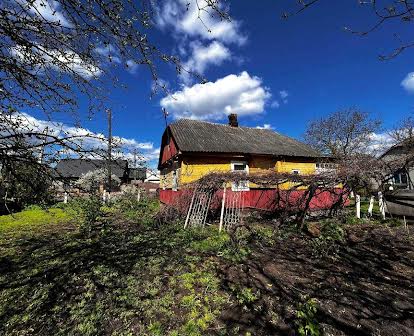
[133,148,137,183]
[106,108,112,197]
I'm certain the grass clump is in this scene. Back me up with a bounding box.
[310,220,345,257]
[0,207,73,233]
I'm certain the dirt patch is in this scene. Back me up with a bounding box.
[218,224,414,336]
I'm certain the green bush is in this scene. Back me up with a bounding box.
[66,196,103,233]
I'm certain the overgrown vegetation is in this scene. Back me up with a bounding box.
[0,196,413,335]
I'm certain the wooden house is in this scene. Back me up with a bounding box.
[380,139,414,217]
[55,159,146,191]
[158,114,341,210]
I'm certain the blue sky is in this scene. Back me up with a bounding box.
[27,0,414,166]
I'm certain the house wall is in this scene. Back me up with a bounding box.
[160,162,181,189]
[159,155,317,190]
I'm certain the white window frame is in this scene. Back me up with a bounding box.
[231,161,249,191]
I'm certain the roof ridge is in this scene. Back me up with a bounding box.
[172,118,280,132]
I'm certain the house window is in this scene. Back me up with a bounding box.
[292,169,300,175]
[393,171,408,189]
[231,161,249,191]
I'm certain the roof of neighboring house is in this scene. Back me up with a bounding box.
[167,119,321,158]
[381,138,414,159]
[129,167,147,180]
[55,159,128,178]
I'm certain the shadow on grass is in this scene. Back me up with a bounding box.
[0,221,197,335]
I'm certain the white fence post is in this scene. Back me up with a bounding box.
[378,192,386,220]
[219,184,227,232]
[367,196,374,217]
[356,194,361,219]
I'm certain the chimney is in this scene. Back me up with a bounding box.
[228,113,238,127]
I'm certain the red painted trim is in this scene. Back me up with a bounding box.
[160,188,348,212]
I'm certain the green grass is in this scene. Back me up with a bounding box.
[0,200,233,336]
[0,207,73,233]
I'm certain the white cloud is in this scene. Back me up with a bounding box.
[11,45,102,79]
[160,71,271,120]
[279,90,288,104]
[21,0,72,27]
[280,90,288,99]
[401,72,414,93]
[270,101,280,109]
[126,60,138,74]
[256,124,273,130]
[182,41,230,78]
[367,132,396,154]
[8,112,156,164]
[95,44,121,64]
[156,0,246,45]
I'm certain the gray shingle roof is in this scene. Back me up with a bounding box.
[55,159,128,178]
[168,119,321,158]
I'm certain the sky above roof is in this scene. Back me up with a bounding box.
[25,0,414,167]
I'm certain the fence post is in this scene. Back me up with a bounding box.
[219,184,227,232]
[367,196,374,217]
[378,191,386,220]
[356,194,361,219]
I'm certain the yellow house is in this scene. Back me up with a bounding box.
[158,114,327,208]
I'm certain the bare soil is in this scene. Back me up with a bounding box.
[218,224,414,336]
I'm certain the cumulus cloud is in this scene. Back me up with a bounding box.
[367,132,396,155]
[9,112,157,163]
[401,72,414,93]
[181,41,231,83]
[256,124,273,130]
[270,101,280,109]
[160,71,271,120]
[11,45,102,79]
[126,59,138,74]
[19,0,72,27]
[279,90,288,104]
[156,0,246,45]
[95,44,121,64]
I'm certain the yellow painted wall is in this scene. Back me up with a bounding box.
[275,160,316,174]
[160,155,318,189]
[181,157,231,184]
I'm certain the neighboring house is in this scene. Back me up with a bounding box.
[145,169,160,183]
[55,159,146,190]
[381,140,414,190]
[129,167,147,184]
[158,114,339,210]
[380,140,414,217]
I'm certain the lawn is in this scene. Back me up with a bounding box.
[0,206,74,233]
[0,199,413,335]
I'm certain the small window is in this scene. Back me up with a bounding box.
[233,163,247,171]
[316,163,320,168]
[292,169,300,175]
[231,161,249,191]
